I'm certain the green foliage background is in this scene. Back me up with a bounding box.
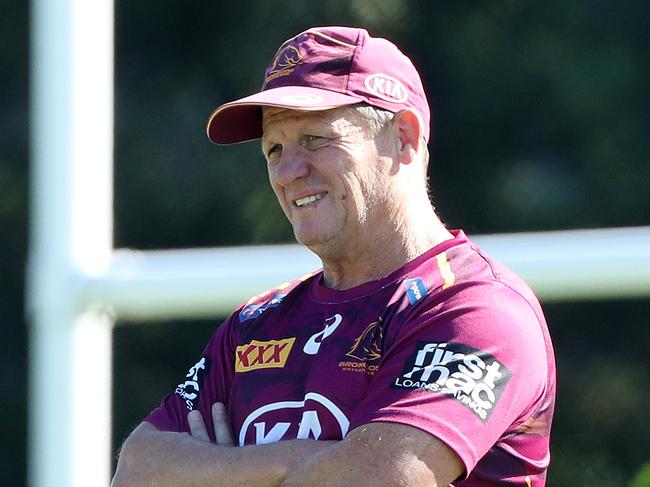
[2,1,649,485]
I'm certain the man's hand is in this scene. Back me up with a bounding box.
[112,402,333,487]
[188,403,463,487]
[188,402,235,446]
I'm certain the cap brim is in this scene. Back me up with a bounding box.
[206,86,363,144]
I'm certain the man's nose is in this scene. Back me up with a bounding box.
[274,145,310,185]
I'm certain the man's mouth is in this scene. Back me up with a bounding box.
[294,193,327,208]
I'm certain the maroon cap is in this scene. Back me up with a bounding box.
[206,26,431,144]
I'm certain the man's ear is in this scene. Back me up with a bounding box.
[395,109,424,165]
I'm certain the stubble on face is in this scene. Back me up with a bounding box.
[262,106,397,258]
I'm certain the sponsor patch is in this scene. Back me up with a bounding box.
[392,342,511,422]
[238,392,350,446]
[403,277,428,305]
[364,73,408,103]
[235,338,295,373]
[239,293,285,322]
[338,319,383,375]
[175,356,212,411]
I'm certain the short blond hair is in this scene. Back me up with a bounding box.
[351,104,429,177]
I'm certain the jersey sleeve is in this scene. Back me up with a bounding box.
[348,282,549,477]
[144,315,237,441]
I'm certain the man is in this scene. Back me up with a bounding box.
[112,26,555,486]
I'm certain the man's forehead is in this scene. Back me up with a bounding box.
[263,106,345,123]
[262,106,360,134]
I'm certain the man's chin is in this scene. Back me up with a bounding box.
[293,228,333,249]
[294,233,323,247]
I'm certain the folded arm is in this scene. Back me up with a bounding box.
[281,421,463,487]
[111,403,333,487]
[112,403,463,487]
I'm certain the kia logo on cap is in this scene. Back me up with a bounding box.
[364,74,408,103]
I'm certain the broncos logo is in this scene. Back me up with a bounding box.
[268,45,302,72]
[346,320,384,362]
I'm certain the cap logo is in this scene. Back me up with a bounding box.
[266,45,303,83]
[364,74,408,103]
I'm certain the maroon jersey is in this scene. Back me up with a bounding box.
[146,230,556,485]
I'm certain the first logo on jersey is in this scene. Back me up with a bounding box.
[393,342,511,422]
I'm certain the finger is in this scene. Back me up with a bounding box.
[212,402,235,446]
[188,409,210,442]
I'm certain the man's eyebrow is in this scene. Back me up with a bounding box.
[260,136,275,154]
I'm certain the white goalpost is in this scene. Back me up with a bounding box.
[27,0,650,486]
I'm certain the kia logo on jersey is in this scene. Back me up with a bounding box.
[238,392,350,446]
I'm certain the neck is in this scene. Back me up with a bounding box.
[317,203,453,290]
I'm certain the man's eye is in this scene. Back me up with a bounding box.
[267,144,282,157]
[301,135,326,147]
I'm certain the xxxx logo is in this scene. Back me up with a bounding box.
[235,338,295,373]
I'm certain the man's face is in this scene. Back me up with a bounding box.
[262,107,395,254]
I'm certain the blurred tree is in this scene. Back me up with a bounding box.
[631,463,650,487]
[3,0,649,485]
[0,0,29,484]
